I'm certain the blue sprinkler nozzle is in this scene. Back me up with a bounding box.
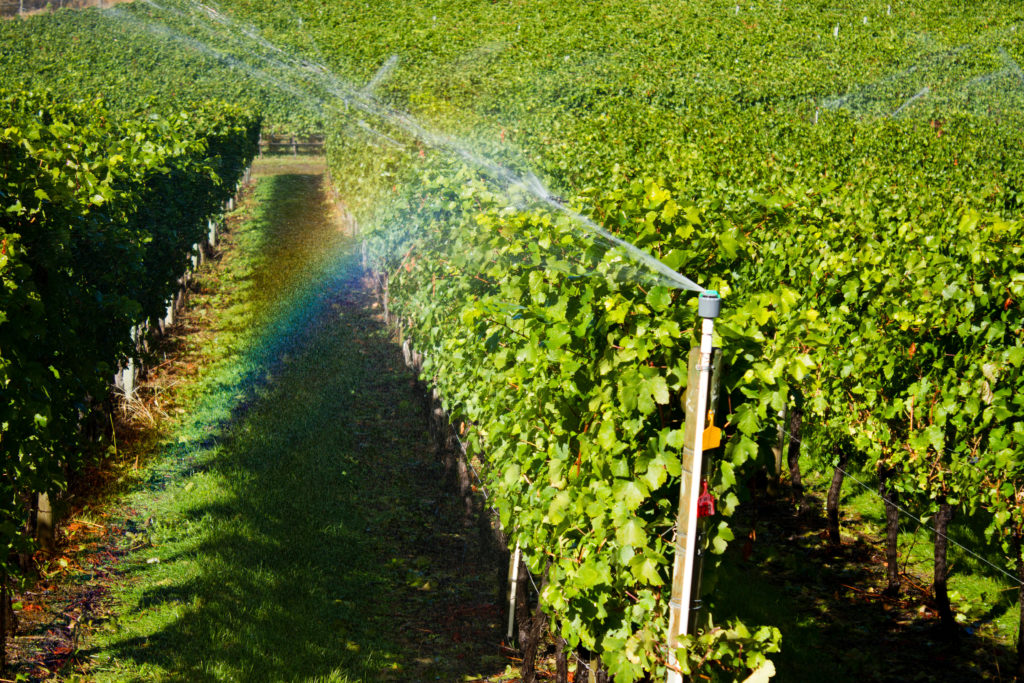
[698,290,721,319]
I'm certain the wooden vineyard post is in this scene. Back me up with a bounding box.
[667,291,721,683]
[36,492,54,553]
[690,350,723,624]
[770,406,786,492]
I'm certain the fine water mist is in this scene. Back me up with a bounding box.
[820,35,1024,120]
[106,0,704,293]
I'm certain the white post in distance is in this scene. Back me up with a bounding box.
[507,542,522,641]
[127,325,139,401]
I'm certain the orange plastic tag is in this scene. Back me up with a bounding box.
[702,425,721,450]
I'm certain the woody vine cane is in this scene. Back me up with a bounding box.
[666,290,722,682]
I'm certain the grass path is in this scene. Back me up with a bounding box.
[714,478,1017,681]
[79,159,506,682]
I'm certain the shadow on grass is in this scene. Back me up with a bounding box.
[83,173,504,682]
[713,489,1016,682]
[840,475,1020,590]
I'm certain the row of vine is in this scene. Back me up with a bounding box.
[0,90,260,662]
[337,99,1024,679]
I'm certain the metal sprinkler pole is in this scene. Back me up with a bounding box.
[666,290,721,683]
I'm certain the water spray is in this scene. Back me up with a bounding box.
[361,55,400,96]
[356,120,406,149]
[890,86,929,117]
[106,0,705,293]
[999,46,1024,84]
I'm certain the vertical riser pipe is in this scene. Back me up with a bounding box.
[666,291,720,683]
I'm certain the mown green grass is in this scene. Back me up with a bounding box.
[713,456,1018,682]
[81,167,504,682]
[835,469,1020,641]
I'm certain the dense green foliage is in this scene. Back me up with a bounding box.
[0,90,258,566]
[318,2,1024,678]
[0,6,321,133]
[5,0,1024,678]
[365,161,801,679]
[356,96,1024,681]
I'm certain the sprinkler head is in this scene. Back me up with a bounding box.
[698,290,721,319]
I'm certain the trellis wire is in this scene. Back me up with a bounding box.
[834,463,1023,586]
[777,423,1023,587]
